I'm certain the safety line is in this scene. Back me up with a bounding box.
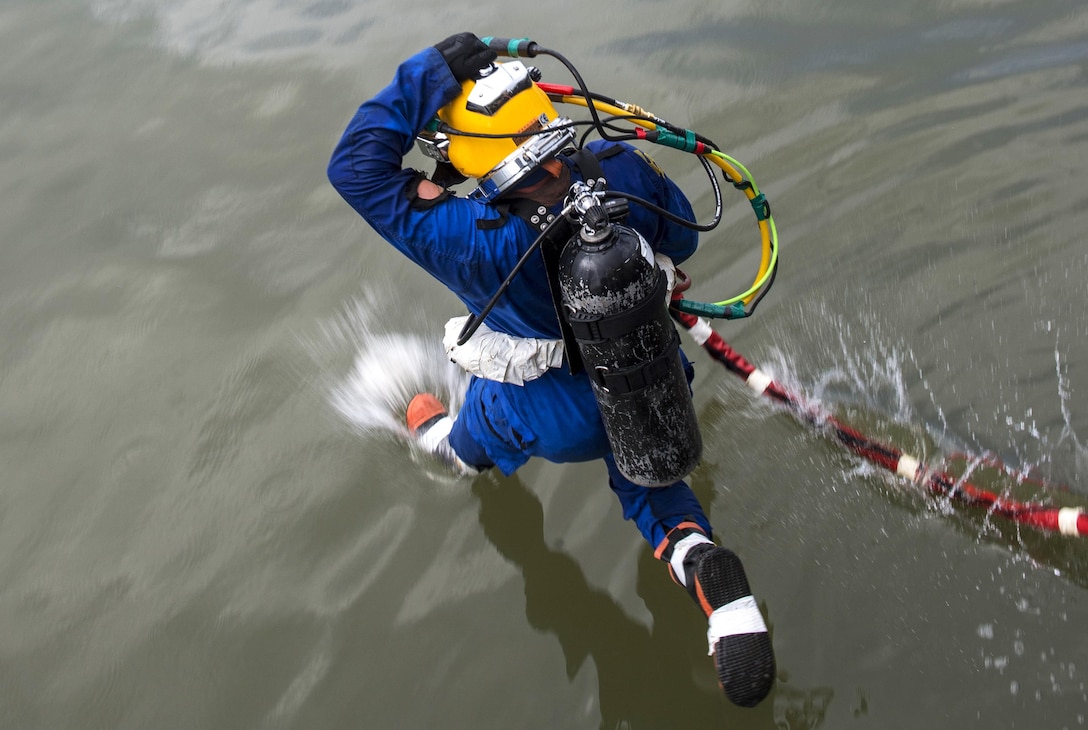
[670,306,1088,538]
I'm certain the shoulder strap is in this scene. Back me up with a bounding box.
[567,144,624,185]
[567,146,604,185]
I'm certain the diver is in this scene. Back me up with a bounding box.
[327,32,775,707]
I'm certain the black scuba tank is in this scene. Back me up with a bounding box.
[557,204,702,487]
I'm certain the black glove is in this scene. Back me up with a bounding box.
[434,32,496,83]
[431,161,468,188]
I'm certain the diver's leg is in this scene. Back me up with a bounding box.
[406,393,483,476]
[606,456,776,707]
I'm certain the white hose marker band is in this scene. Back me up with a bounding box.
[896,454,922,481]
[669,533,714,587]
[417,416,453,453]
[1058,508,1083,536]
[686,317,714,346]
[746,369,773,395]
[706,596,768,655]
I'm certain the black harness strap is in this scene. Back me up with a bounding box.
[566,273,667,342]
[590,330,682,395]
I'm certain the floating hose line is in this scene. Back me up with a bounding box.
[669,299,1088,538]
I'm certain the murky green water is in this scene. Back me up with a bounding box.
[2,1,1086,728]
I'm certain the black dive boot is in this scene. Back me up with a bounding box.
[657,524,776,707]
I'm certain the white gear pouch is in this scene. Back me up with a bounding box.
[443,316,565,386]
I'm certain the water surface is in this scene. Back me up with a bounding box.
[1,1,1086,727]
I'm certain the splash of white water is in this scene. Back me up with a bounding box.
[757,310,918,426]
[1053,332,1087,481]
[754,305,1083,499]
[314,290,468,441]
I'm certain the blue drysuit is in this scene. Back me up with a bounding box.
[327,47,712,550]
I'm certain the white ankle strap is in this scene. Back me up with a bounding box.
[417,416,453,452]
[707,596,768,655]
[669,532,714,587]
[417,416,478,477]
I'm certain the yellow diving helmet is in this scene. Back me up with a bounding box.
[419,60,575,201]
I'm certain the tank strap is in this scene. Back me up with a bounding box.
[589,329,681,394]
[566,273,667,342]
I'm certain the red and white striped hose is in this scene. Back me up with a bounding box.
[671,307,1087,538]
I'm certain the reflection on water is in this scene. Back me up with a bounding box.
[475,474,836,728]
